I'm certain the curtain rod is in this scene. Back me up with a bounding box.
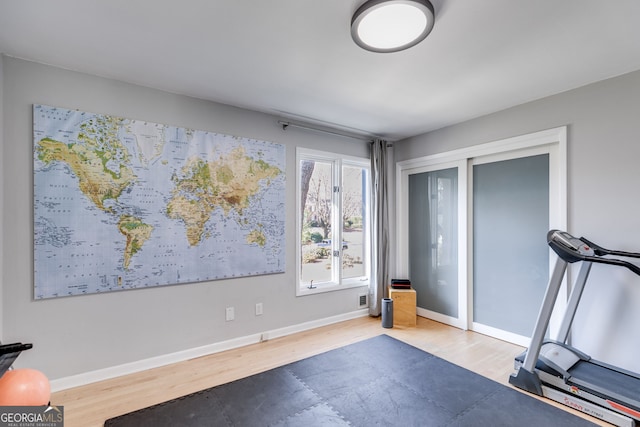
[278,120,376,142]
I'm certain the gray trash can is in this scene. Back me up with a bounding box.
[381,298,393,328]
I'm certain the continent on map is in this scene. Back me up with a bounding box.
[118,216,154,270]
[167,146,282,246]
[247,227,266,246]
[36,114,137,213]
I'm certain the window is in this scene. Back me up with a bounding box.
[297,148,371,295]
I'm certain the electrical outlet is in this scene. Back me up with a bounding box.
[225,306,235,321]
[255,302,263,316]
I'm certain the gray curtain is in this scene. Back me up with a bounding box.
[369,139,390,316]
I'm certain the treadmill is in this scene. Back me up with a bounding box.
[0,342,33,377]
[509,230,640,427]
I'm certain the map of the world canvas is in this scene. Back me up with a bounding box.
[33,104,285,299]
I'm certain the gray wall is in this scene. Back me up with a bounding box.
[396,69,640,373]
[1,57,369,380]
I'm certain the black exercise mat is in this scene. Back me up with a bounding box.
[105,334,596,426]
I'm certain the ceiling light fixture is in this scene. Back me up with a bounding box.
[351,0,435,53]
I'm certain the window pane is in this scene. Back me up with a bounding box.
[342,165,367,280]
[300,159,333,285]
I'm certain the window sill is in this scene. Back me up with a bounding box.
[296,279,369,297]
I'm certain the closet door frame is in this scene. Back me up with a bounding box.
[396,127,567,342]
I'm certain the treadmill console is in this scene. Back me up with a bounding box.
[548,230,594,262]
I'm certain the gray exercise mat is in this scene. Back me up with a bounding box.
[105,334,596,426]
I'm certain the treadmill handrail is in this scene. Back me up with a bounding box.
[582,255,640,276]
[581,237,640,259]
[548,230,640,275]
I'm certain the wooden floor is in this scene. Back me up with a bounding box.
[51,316,609,426]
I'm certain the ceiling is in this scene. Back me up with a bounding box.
[1,0,640,141]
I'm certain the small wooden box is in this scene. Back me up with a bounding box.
[389,288,417,327]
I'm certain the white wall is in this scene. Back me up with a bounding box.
[395,69,640,373]
[1,57,370,381]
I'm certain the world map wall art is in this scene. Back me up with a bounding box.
[33,104,286,299]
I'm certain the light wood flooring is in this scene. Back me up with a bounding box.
[51,316,609,426]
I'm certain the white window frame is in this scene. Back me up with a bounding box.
[296,147,371,296]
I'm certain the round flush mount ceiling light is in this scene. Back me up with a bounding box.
[351,0,435,53]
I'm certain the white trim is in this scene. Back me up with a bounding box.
[296,280,369,296]
[417,308,466,330]
[471,322,531,347]
[49,309,369,392]
[548,127,569,337]
[458,161,469,330]
[397,126,567,169]
[470,144,550,166]
[296,147,368,166]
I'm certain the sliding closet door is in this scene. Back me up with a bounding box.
[406,162,467,328]
[471,153,550,343]
[397,127,566,342]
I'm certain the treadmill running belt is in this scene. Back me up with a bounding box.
[570,361,640,407]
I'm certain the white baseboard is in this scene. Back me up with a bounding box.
[470,322,530,347]
[50,309,369,392]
